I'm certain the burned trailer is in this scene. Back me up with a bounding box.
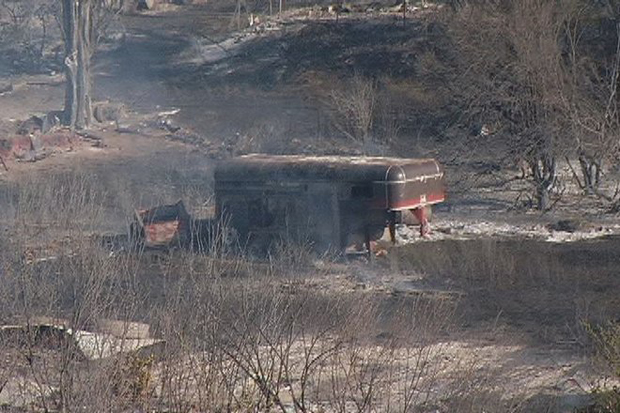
[214,155,446,254]
[132,200,192,248]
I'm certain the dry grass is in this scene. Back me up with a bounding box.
[392,238,620,348]
[0,170,613,412]
[584,321,620,412]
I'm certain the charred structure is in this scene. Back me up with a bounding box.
[214,154,446,254]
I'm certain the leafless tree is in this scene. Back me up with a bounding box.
[61,0,124,129]
[449,0,581,209]
[559,3,620,196]
[450,0,620,209]
[0,0,57,70]
[328,74,378,146]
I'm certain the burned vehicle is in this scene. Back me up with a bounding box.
[132,201,192,249]
[213,154,445,254]
[130,201,226,252]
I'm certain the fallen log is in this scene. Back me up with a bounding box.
[75,130,105,147]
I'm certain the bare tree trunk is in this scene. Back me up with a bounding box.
[530,154,557,211]
[234,0,241,30]
[62,0,93,130]
[579,155,602,194]
[449,0,465,12]
[76,0,93,129]
[63,0,78,127]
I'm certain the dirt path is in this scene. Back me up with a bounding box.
[94,6,324,143]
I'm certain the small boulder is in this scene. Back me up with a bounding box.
[93,102,125,123]
[137,0,157,10]
[0,81,13,94]
[17,116,43,135]
[548,219,582,233]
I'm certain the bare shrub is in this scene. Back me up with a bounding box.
[230,120,292,155]
[560,8,620,199]
[92,0,125,45]
[0,0,58,72]
[0,244,146,411]
[0,170,505,412]
[143,254,460,412]
[374,86,402,147]
[211,287,456,412]
[328,74,378,146]
[323,74,407,154]
[448,0,620,210]
[448,0,574,209]
[587,322,620,379]
[0,170,152,411]
[584,321,620,412]
[268,236,322,274]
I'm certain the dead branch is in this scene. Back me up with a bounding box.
[566,156,585,190]
[0,153,8,171]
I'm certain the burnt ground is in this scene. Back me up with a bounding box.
[93,5,456,151]
[94,7,325,144]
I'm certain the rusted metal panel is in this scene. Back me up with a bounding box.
[214,154,440,183]
[134,200,190,248]
[143,220,181,246]
[0,133,76,164]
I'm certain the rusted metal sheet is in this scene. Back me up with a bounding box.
[134,200,190,248]
[0,133,76,163]
[0,318,163,361]
[215,154,440,183]
[144,220,180,246]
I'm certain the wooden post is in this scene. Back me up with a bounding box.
[388,211,396,244]
[364,225,373,261]
[331,188,341,250]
